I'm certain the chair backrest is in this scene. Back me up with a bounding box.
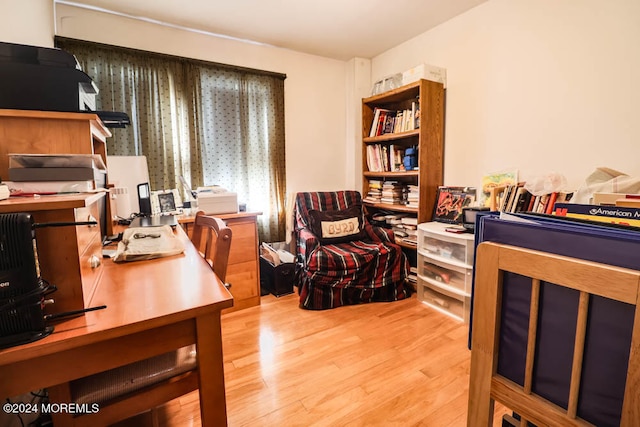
[190,211,232,282]
[294,191,362,230]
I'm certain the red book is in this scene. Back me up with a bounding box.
[545,192,559,214]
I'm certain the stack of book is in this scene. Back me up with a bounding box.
[406,185,419,208]
[381,181,407,205]
[371,213,419,247]
[399,216,418,245]
[408,266,418,286]
[363,180,383,204]
[5,154,106,195]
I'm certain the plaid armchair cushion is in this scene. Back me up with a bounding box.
[294,191,410,310]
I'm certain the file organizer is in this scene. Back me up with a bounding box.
[470,212,638,426]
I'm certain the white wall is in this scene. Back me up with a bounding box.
[2,1,349,198]
[345,57,372,192]
[0,0,54,46]
[372,0,640,192]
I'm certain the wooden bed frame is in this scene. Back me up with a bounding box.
[467,242,640,426]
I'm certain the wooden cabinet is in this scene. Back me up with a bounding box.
[0,109,113,235]
[0,109,113,315]
[416,221,474,323]
[0,193,106,315]
[180,212,261,313]
[362,79,445,225]
[0,109,111,178]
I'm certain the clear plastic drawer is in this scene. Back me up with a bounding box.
[417,222,474,267]
[417,278,470,323]
[417,254,472,294]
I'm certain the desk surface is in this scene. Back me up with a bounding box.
[0,225,233,369]
[177,210,262,224]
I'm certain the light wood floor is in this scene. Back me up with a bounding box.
[153,293,508,426]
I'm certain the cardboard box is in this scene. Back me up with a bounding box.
[402,64,447,87]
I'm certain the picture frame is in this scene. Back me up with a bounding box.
[150,189,182,215]
[432,186,477,224]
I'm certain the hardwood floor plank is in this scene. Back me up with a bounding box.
[154,293,508,427]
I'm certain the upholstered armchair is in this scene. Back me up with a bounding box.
[293,191,411,310]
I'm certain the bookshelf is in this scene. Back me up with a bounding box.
[362,79,445,245]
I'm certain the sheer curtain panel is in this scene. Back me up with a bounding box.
[56,38,286,241]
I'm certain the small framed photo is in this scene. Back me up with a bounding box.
[433,186,477,224]
[150,189,182,215]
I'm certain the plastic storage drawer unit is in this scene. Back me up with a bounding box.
[416,222,475,323]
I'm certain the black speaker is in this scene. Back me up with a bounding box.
[137,182,152,216]
[0,213,53,348]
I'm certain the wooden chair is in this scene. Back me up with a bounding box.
[468,242,640,426]
[60,214,234,426]
[190,211,233,284]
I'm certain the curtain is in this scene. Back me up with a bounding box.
[56,38,286,242]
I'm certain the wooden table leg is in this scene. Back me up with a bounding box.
[196,312,228,426]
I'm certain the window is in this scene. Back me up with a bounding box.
[56,38,286,241]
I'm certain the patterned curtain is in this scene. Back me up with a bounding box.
[55,38,286,242]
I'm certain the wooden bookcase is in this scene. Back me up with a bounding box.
[361,79,445,246]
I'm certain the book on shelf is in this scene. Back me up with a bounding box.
[367,104,420,138]
[381,181,408,205]
[364,179,383,204]
[401,216,418,226]
[553,202,640,227]
[366,143,411,173]
[494,185,574,214]
[407,268,417,284]
[369,108,382,137]
[405,185,419,208]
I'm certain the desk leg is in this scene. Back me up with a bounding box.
[48,383,74,426]
[196,311,228,427]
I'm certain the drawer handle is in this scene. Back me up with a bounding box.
[433,297,449,308]
[87,215,97,227]
[89,255,101,269]
[224,282,232,289]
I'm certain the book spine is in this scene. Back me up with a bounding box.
[545,192,558,214]
[369,108,381,137]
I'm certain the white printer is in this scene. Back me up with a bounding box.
[196,186,238,214]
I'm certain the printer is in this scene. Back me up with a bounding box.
[0,41,129,128]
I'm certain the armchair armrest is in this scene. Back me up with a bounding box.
[363,223,394,243]
[296,227,320,263]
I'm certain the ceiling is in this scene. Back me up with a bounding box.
[57,0,487,60]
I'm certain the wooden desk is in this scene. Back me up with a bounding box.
[179,211,261,313]
[0,226,234,426]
